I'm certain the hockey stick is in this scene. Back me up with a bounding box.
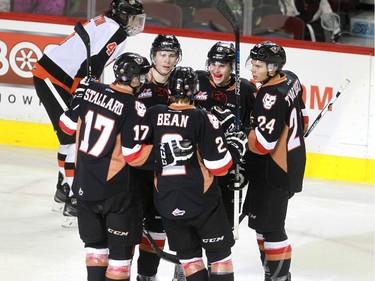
[142,227,181,264]
[217,0,241,240]
[304,78,350,137]
[74,21,92,78]
[44,77,68,111]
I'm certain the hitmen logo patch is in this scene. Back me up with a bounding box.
[135,100,146,117]
[207,113,220,129]
[262,93,277,110]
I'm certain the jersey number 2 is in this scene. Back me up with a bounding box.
[288,108,301,151]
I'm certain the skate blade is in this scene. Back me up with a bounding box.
[52,201,64,212]
[61,216,77,228]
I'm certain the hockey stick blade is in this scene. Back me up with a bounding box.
[74,21,91,78]
[304,78,350,137]
[216,0,240,32]
[142,227,180,264]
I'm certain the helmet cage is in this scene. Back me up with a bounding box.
[111,0,146,36]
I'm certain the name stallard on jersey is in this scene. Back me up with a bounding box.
[156,110,189,128]
[83,88,124,115]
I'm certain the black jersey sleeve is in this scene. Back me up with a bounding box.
[197,110,233,176]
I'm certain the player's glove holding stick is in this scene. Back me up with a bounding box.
[158,139,194,168]
[226,131,248,164]
[211,105,236,136]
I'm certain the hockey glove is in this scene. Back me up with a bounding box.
[158,139,194,168]
[210,106,236,136]
[226,131,248,164]
[227,165,249,191]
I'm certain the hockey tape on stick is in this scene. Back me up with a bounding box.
[74,21,91,78]
[142,227,181,264]
[44,77,68,111]
[217,0,241,240]
[304,78,350,137]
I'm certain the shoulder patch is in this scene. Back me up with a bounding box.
[262,93,277,110]
[195,91,208,101]
[207,113,220,129]
[135,100,146,117]
[137,88,153,99]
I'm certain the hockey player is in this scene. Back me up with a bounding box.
[32,0,146,226]
[133,34,185,281]
[139,66,248,281]
[58,52,194,281]
[194,41,257,227]
[242,41,309,281]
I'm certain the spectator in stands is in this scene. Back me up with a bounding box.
[13,0,65,16]
[0,0,10,11]
[282,0,340,41]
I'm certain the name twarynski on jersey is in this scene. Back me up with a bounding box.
[156,111,189,128]
[284,78,302,106]
[83,88,124,115]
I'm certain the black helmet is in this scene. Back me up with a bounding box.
[150,34,182,63]
[207,42,236,64]
[168,66,198,101]
[113,52,151,84]
[111,0,144,16]
[248,41,286,70]
[110,0,146,36]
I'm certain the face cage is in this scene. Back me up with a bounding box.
[125,13,146,36]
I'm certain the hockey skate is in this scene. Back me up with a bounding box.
[52,172,70,212]
[61,196,77,228]
[265,272,291,281]
[172,264,186,281]
[136,274,160,281]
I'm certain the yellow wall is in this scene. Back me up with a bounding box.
[306,153,374,184]
[0,120,58,149]
[1,120,374,185]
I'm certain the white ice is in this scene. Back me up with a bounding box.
[0,145,373,281]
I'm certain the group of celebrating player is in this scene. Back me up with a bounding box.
[32,1,308,281]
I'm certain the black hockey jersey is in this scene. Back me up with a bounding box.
[194,70,257,129]
[246,71,307,193]
[59,79,146,200]
[143,104,233,219]
[136,79,170,108]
